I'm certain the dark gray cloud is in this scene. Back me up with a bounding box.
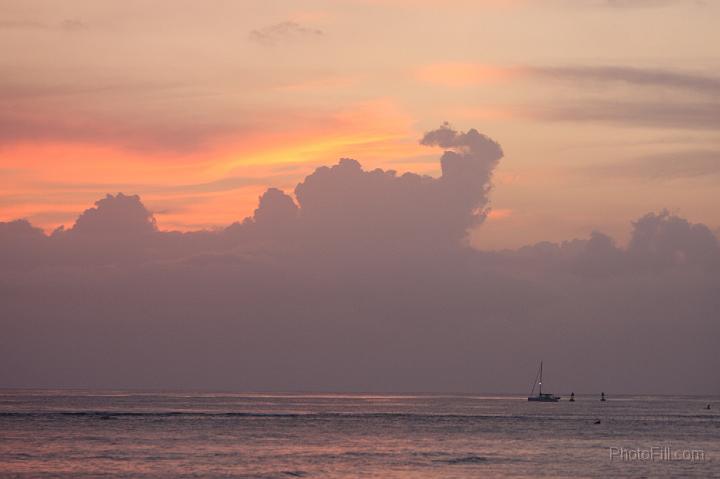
[532,65,720,96]
[524,65,720,129]
[1,125,718,394]
[514,65,720,131]
[587,149,720,179]
[534,101,720,130]
[249,21,323,46]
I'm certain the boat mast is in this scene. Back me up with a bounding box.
[539,361,543,396]
[530,361,542,396]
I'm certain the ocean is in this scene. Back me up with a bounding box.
[0,391,717,478]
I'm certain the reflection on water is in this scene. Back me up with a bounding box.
[0,391,717,478]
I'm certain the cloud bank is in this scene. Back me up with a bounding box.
[1,124,718,394]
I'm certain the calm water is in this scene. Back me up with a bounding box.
[0,391,718,478]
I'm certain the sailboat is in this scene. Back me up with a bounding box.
[528,361,560,402]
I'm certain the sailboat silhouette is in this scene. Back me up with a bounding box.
[528,361,560,402]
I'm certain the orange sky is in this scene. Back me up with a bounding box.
[1,99,431,231]
[1,0,719,247]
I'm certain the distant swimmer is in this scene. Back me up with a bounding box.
[707,404,712,410]
[570,392,575,402]
[601,392,606,402]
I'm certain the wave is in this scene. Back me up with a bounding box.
[0,411,307,418]
[0,410,711,422]
[0,410,547,419]
[435,455,489,465]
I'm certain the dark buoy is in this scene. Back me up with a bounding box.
[569,392,575,402]
[594,419,601,424]
[601,392,606,402]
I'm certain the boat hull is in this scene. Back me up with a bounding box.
[528,395,560,402]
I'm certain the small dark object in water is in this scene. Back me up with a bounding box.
[707,404,712,410]
[99,415,115,420]
[600,392,606,402]
[439,456,488,465]
[593,419,601,425]
[283,471,306,477]
[569,392,575,402]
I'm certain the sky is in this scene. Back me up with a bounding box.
[1,0,719,394]
[1,0,719,248]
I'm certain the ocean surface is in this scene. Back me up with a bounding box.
[0,391,717,478]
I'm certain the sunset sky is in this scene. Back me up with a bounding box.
[2,1,720,394]
[2,0,719,248]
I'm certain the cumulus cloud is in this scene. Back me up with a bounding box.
[627,210,720,269]
[292,123,502,253]
[0,125,718,394]
[68,193,157,238]
[0,219,49,270]
[253,188,299,227]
